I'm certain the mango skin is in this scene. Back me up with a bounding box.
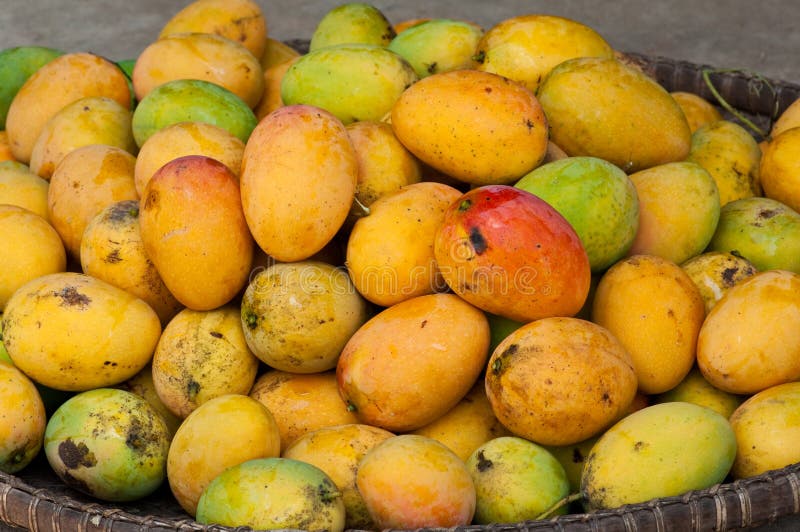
[771,98,800,138]
[240,104,357,262]
[760,127,800,213]
[515,156,639,272]
[388,19,483,78]
[707,196,800,273]
[131,79,257,147]
[655,366,745,419]
[44,388,170,502]
[337,293,490,432]
[681,251,758,315]
[5,52,131,164]
[467,436,570,524]
[0,362,46,473]
[391,69,548,185]
[697,270,800,395]
[282,44,417,125]
[196,457,345,532]
[0,161,50,220]
[139,155,254,311]
[670,91,722,133]
[537,57,691,173]
[2,272,161,391]
[582,402,736,510]
[0,45,63,129]
[310,3,395,51]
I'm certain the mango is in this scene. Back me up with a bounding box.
[260,37,300,69]
[0,204,66,310]
[158,0,268,59]
[697,270,800,395]
[687,120,762,206]
[152,306,259,418]
[670,91,722,133]
[730,382,800,479]
[29,96,137,179]
[131,79,257,147]
[388,19,483,78]
[282,424,395,529]
[139,155,253,310]
[0,363,46,473]
[44,388,170,501]
[627,161,721,265]
[473,14,613,93]
[47,144,139,259]
[770,98,800,138]
[0,161,50,220]
[282,44,417,125]
[0,45,63,129]
[167,394,281,516]
[486,317,638,446]
[241,261,368,373]
[515,156,639,272]
[391,69,548,185]
[240,104,357,262]
[0,132,15,162]
[196,457,345,532]
[681,251,758,315]
[760,127,800,213]
[309,3,395,51]
[707,196,800,273]
[467,436,570,524]
[254,56,299,120]
[133,32,264,108]
[537,57,691,173]
[2,272,161,391]
[116,364,182,440]
[356,435,476,529]
[5,52,131,163]
[655,366,745,419]
[80,200,183,325]
[346,181,462,306]
[337,293,489,432]
[582,402,736,509]
[592,254,705,394]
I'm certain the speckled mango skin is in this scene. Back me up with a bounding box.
[515,156,639,272]
[485,317,637,447]
[337,293,489,432]
[681,251,758,315]
[283,423,395,530]
[0,362,46,473]
[196,457,345,532]
[44,388,170,502]
[581,402,736,510]
[391,69,548,185]
[467,436,569,524]
[282,44,417,125]
[697,270,800,395]
[2,272,161,392]
[356,435,476,529]
[310,3,395,51]
[537,57,691,174]
[687,120,762,206]
[388,19,483,78]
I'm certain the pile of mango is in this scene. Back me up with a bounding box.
[2,0,800,530]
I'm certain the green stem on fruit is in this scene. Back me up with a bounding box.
[701,68,771,139]
[535,492,583,520]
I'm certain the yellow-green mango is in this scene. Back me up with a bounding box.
[388,19,483,78]
[0,46,63,129]
[654,366,745,419]
[537,57,691,173]
[281,44,418,124]
[582,402,736,509]
[310,3,395,51]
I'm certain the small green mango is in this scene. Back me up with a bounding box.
[131,79,256,147]
[281,44,418,125]
[388,19,483,78]
[0,46,63,129]
[310,3,395,51]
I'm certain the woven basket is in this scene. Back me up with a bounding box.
[2,47,800,532]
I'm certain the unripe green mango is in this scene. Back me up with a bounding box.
[0,46,63,129]
[281,44,418,124]
[388,19,483,78]
[310,3,395,51]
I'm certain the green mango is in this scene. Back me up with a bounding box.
[131,79,257,147]
[0,46,63,129]
[310,3,395,51]
[388,19,483,78]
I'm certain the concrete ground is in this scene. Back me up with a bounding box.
[1,1,800,531]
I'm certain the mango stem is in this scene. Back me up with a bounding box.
[701,68,770,140]
[534,492,583,520]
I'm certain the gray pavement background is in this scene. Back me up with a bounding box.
[0,0,798,84]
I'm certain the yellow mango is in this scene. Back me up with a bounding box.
[681,251,758,315]
[259,37,300,70]
[0,161,49,220]
[770,97,800,138]
[0,363,46,473]
[254,57,298,120]
[670,91,722,133]
[760,127,800,213]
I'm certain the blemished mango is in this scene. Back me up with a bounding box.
[2,272,161,391]
[582,402,736,509]
[537,56,691,173]
[388,19,483,78]
[310,3,395,51]
[680,251,758,315]
[240,104,357,262]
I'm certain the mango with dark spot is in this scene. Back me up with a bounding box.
[196,457,345,532]
[581,402,735,510]
[310,3,395,51]
[43,388,170,502]
[681,251,757,315]
[388,19,483,78]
